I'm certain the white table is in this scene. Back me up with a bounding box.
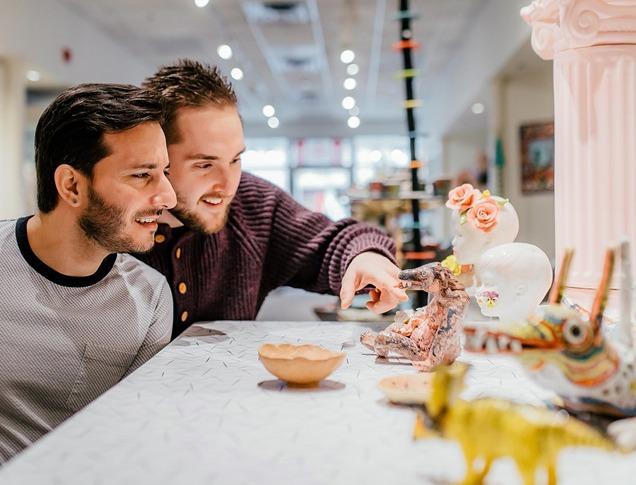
[0,321,634,484]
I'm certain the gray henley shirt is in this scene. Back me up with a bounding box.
[0,217,173,464]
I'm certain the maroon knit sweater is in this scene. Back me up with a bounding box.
[137,172,396,337]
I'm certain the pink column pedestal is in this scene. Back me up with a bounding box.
[522,0,636,312]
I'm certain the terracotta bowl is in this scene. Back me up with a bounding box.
[377,373,432,405]
[258,343,346,386]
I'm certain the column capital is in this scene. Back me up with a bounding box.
[521,0,636,60]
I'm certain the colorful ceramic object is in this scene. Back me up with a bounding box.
[443,184,520,295]
[445,185,519,266]
[465,243,636,417]
[258,343,345,386]
[377,373,432,405]
[414,362,616,485]
[360,262,469,371]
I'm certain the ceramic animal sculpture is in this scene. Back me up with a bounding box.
[464,242,636,417]
[360,262,469,371]
[414,362,616,485]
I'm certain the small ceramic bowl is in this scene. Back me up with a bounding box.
[377,373,432,404]
[258,343,346,386]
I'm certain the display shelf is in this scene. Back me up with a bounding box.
[347,188,445,312]
[347,191,444,204]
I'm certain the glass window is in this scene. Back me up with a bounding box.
[292,168,350,220]
[353,135,411,187]
[291,138,352,168]
[243,137,289,191]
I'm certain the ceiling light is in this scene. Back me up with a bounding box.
[343,78,357,90]
[346,63,359,76]
[26,70,40,82]
[194,0,210,7]
[370,150,382,162]
[262,105,275,117]
[340,50,355,64]
[341,96,355,110]
[471,102,485,115]
[347,116,360,129]
[230,68,243,80]
[267,117,280,129]
[390,149,408,164]
[217,44,233,60]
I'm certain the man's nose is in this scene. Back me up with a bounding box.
[153,173,177,209]
[211,164,232,194]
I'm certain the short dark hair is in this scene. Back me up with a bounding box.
[35,83,164,213]
[142,59,237,144]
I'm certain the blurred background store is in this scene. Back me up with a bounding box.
[0,0,555,320]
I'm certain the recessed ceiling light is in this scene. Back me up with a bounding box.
[194,0,209,7]
[217,44,233,60]
[390,149,407,164]
[346,63,359,76]
[262,105,275,117]
[341,96,355,110]
[340,50,355,64]
[343,78,357,90]
[267,117,280,129]
[347,116,360,128]
[26,70,40,82]
[230,68,243,80]
[471,102,485,115]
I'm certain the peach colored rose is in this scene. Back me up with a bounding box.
[446,184,481,211]
[467,198,499,232]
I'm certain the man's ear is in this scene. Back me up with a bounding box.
[53,164,85,209]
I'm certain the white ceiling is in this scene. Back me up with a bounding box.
[56,0,489,126]
[443,40,551,138]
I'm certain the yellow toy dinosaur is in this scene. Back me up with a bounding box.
[414,362,616,485]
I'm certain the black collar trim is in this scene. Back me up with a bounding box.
[16,216,117,287]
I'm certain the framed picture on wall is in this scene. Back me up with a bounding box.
[519,121,554,193]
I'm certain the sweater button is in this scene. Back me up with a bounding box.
[180,311,189,322]
[178,282,187,294]
[155,234,166,243]
[175,248,182,259]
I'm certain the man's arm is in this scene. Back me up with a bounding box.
[263,186,406,311]
[123,279,173,377]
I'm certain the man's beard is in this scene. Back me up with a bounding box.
[78,185,157,253]
[170,196,230,235]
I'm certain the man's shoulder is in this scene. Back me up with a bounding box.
[0,219,19,250]
[234,172,298,215]
[237,172,285,198]
[114,254,169,290]
[0,219,17,235]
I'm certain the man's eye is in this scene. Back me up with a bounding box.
[197,163,212,169]
[132,173,150,179]
[231,158,242,165]
[163,169,171,176]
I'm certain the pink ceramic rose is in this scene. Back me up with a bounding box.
[467,197,499,232]
[445,184,481,211]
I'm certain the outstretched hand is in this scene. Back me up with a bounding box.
[340,252,409,314]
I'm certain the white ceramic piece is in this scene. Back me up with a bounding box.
[475,243,553,322]
[451,199,520,266]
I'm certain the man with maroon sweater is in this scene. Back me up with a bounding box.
[140,60,408,337]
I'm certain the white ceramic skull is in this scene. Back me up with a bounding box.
[451,197,520,265]
[475,242,553,322]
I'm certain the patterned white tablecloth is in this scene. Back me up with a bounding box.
[0,320,634,484]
